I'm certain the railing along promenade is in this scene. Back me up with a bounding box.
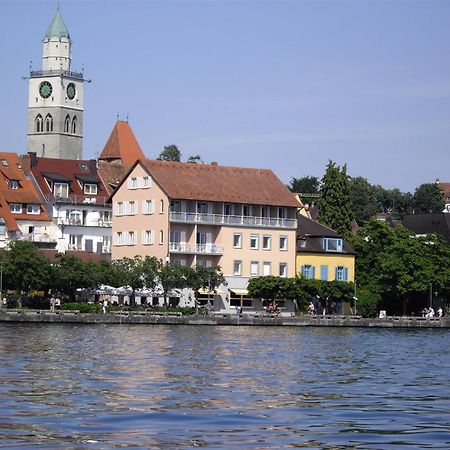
[170,211,297,229]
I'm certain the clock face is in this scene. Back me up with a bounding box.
[39,81,52,99]
[67,83,76,100]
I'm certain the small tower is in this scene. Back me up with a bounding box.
[27,3,84,160]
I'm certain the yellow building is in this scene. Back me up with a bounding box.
[296,215,355,283]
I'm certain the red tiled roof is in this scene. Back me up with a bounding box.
[138,159,300,207]
[0,152,50,231]
[438,182,450,200]
[29,157,109,204]
[99,121,145,166]
[97,160,130,196]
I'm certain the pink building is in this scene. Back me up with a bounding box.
[111,159,299,312]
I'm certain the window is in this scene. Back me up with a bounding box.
[27,204,40,214]
[261,206,269,217]
[250,234,259,250]
[243,205,251,217]
[84,183,97,195]
[1,159,8,167]
[10,203,22,214]
[116,231,125,246]
[320,265,329,281]
[335,266,349,282]
[71,116,77,134]
[128,231,136,245]
[142,230,154,245]
[278,207,287,218]
[54,182,69,199]
[263,235,271,250]
[197,202,207,213]
[116,201,126,215]
[263,262,271,276]
[323,238,343,252]
[35,114,43,132]
[142,176,151,188]
[8,180,20,189]
[224,203,233,216]
[250,261,259,277]
[128,177,139,189]
[159,230,164,244]
[279,263,287,278]
[101,211,112,224]
[233,260,242,276]
[64,114,70,133]
[160,199,164,214]
[142,199,155,214]
[171,200,182,213]
[45,114,53,132]
[129,201,137,215]
[233,233,242,249]
[301,265,315,279]
[279,236,288,251]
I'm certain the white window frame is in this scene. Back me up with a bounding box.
[323,237,343,252]
[115,231,125,246]
[159,230,164,245]
[262,235,271,250]
[142,230,154,245]
[116,201,127,216]
[27,204,40,215]
[263,262,271,276]
[250,234,259,250]
[250,261,259,277]
[142,199,155,214]
[128,231,136,245]
[233,260,242,276]
[279,263,287,278]
[9,180,20,189]
[54,182,69,199]
[233,233,242,249]
[279,235,288,251]
[129,201,137,215]
[128,177,139,189]
[10,203,22,214]
[142,176,151,188]
[83,183,97,195]
[160,199,164,214]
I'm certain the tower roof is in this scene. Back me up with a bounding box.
[45,4,70,40]
[99,121,145,167]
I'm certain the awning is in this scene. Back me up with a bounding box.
[198,288,225,295]
[229,288,248,296]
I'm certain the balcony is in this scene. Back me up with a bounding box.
[169,242,224,255]
[20,233,56,243]
[57,218,112,227]
[44,193,110,206]
[169,212,297,229]
[30,69,84,80]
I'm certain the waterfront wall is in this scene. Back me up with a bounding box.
[0,310,449,328]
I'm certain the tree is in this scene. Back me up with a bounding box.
[51,254,92,299]
[289,176,320,194]
[350,176,378,224]
[373,185,413,218]
[187,154,203,164]
[157,145,181,162]
[247,276,288,304]
[111,257,146,306]
[157,261,188,305]
[3,241,51,293]
[413,183,445,214]
[317,161,354,238]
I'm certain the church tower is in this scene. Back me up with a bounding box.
[27,4,84,159]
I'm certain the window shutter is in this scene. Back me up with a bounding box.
[320,265,328,281]
[301,265,306,277]
[335,267,339,280]
[344,267,349,282]
[150,200,155,214]
[311,266,316,279]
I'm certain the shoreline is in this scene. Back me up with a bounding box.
[0,309,448,328]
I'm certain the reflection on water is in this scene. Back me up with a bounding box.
[0,324,450,448]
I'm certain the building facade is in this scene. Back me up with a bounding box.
[27,4,84,160]
[111,160,299,312]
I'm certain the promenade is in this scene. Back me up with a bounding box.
[0,309,448,328]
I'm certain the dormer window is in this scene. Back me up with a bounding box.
[54,182,69,199]
[8,180,20,189]
[27,204,40,215]
[84,183,97,195]
[323,237,343,252]
[10,203,22,214]
[1,159,8,167]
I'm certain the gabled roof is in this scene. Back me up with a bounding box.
[135,159,300,207]
[98,121,145,167]
[28,157,109,204]
[403,213,450,243]
[0,152,50,231]
[97,160,130,196]
[297,214,339,238]
[45,4,70,40]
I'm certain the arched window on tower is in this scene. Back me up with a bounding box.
[35,114,43,133]
[71,116,77,134]
[45,114,53,132]
[64,115,70,133]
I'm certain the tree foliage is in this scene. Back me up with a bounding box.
[413,183,445,214]
[350,176,378,224]
[157,145,181,162]
[289,176,320,194]
[317,161,354,237]
[187,154,203,164]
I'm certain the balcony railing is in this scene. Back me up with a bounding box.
[30,69,84,80]
[57,218,112,227]
[169,242,224,255]
[44,193,110,206]
[170,212,297,229]
[20,233,57,243]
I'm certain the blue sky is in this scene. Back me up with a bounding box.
[1,0,450,192]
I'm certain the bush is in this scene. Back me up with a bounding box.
[356,288,381,318]
[61,302,102,313]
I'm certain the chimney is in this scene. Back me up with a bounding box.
[29,152,37,168]
[20,154,31,174]
[89,158,97,174]
[211,161,218,166]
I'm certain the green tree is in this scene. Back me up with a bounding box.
[3,241,51,293]
[157,145,181,162]
[247,276,288,304]
[350,176,378,224]
[111,257,146,306]
[187,154,203,164]
[157,261,188,305]
[51,254,91,299]
[413,183,445,214]
[373,186,413,218]
[289,176,320,194]
[317,161,354,237]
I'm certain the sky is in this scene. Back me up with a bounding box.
[1,0,450,193]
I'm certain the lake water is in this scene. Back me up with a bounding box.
[0,324,449,449]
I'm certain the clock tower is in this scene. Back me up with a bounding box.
[27,4,84,160]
